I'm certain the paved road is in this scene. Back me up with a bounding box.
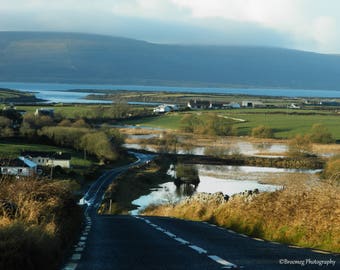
[63,153,339,270]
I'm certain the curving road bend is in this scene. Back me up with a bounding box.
[63,153,339,270]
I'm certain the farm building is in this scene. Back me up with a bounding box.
[21,151,71,168]
[0,157,37,177]
[241,100,264,108]
[153,104,179,113]
[34,108,54,117]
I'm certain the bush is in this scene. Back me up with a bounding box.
[251,125,274,138]
[288,134,312,157]
[180,113,234,136]
[309,123,335,144]
[323,157,340,182]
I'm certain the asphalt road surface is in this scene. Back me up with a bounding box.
[63,153,339,270]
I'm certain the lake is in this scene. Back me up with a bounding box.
[1,82,340,104]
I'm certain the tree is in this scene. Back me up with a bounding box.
[0,116,11,128]
[180,114,201,133]
[309,123,335,144]
[175,163,200,185]
[288,134,312,157]
[251,125,274,138]
[72,118,90,128]
[80,132,119,162]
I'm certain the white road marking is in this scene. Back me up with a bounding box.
[80,236,87,241]
[270,241,280,245]
[71,253,82,261]
[174,237,189,245]
[75,247,84,252]
[143,218,237,269]
[253,238,264,242]
[77,241,86,247]
[227,230,236,234]
[83,232,89,236]
[239,234,248,238]
[208,255,238,269]
[312,249,330,254]
[289,245,303,249]
[164,231,176,238]
[63,262,77,270]
[189,245,207,254]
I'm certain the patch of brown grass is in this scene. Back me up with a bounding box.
[0,178,82,270]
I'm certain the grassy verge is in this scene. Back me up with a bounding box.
[143,180,340,253]
[98,157,173,215]
[0,178,82,270]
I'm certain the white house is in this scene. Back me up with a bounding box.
[153,104,179,113]
[187,100,211,110]
[21,151,71,168]
[0,157,37,177]
[288,103,301,109]
[34,108,54,117]
[242,100,264,108]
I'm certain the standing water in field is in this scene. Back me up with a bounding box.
[130,164,319,215]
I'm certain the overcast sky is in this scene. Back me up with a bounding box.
[1,0,340,53]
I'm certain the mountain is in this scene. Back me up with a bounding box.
[1,31,340,90]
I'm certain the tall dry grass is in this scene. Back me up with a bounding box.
[0,177,82,270]
[144,180,340,253]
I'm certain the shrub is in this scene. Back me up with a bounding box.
[251,125,274,138]
[309,123,335,144]
[323,157,340,182]
[288,134,312,157]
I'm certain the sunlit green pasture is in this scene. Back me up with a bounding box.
[121,109,340,140]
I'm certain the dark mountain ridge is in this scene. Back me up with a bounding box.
[1,31,340,90]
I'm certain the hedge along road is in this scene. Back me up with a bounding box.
[62,152,339,270]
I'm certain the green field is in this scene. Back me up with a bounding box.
[121,109,340,140]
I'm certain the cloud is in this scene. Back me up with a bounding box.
[0,0,339,53]
[170,0,340,53]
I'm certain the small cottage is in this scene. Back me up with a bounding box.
[21,151,71,168]
[0,157,37,177]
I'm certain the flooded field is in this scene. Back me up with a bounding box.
[130,164,319,215]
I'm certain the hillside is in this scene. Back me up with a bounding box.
[1,31,340,90]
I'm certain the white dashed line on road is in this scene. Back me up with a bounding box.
[164,231,177,238]
[189,245,208,254]
[75,247,84,252]
[136,216,238,269]
[71,253,82,261]
[174,237,190,245]
[253,238,264,242]
[208,255,238,269]
[63,262,78,270]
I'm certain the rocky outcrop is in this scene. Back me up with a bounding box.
[181,188,261,205]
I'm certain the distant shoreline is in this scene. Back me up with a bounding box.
[1,81,340,100]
